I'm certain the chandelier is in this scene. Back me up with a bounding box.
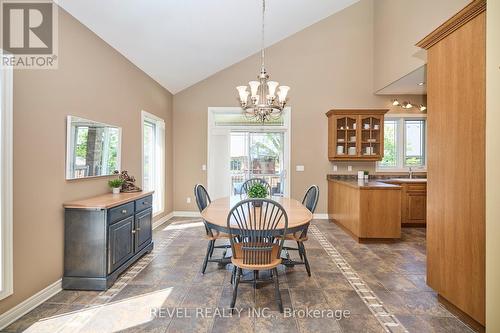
[236,0,290,123]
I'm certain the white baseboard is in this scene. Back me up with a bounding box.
[313,213,330,219]
[172,211,201,218]
[153,212,174,230]
[0,279,62,329]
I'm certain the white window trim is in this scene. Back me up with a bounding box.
[376,114,427,173]
[0,58,13,300]
[207,107,291,197]
[141,111,165,217]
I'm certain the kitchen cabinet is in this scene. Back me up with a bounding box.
[417,0,485,326]
[326,109,388,161]
[382,180,427,226]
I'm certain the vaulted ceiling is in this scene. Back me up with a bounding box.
[55,0,359,93]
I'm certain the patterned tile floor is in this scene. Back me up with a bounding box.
[2,218,477,333]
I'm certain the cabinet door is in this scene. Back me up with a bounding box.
[360,115,383,159]
[333,115,358,158]
[108,216,134,273]
[406,193,426,223]
[135,208,153,253]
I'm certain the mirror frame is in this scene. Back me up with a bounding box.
[65,115,122,180]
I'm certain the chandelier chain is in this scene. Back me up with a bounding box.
[261,0,266,70]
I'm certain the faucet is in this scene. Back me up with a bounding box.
[409,167,414,179]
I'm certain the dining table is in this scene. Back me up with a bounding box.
[201,196,313,267]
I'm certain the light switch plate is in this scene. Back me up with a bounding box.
[202,164,207,171]
[333,165,338,172]
[296,165,305,172]
[348,165,353,171]
[186,197,191,204]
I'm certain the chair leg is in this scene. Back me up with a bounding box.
[230,268,241,312]
[201,240,212,274]
[297,241,304,260]
[273,268,283,313]
[230,265,236,285]
[300,242,311,277]
[209,240,215,258]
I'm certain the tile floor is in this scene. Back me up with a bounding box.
[2,218,476,333]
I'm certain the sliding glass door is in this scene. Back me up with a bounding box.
[208,108,290,200]
[230,132,285,196]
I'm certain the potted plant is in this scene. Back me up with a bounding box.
[108,178,124,194]
[247,183,268,206]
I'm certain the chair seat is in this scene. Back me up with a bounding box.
[277,233,308,242]
[231,257,282,270]
[205,230,235,240]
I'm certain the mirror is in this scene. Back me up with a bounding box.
[66,116,121,180]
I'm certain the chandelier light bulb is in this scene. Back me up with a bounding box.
[249,81,260,97]
[420,105,427,112]
[392,99,400,106]
[267,81,279,97]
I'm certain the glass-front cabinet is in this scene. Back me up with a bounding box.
[327,109,388,161]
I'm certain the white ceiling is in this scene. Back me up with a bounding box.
[376,65,427,95]
[55,0,359,93]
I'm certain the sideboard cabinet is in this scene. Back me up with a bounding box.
[326,109,388,161]
[63,191,154,290]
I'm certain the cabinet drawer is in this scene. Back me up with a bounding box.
[407,184,426,193]
[108,202,135,225]
[135,195,153,212]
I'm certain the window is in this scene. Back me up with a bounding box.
[378,117,427,171]
[0,60,13,300]
[142,111,165,216]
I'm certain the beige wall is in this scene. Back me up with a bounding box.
[373,0,470,92]
[173,0,423,214]
[486,0,500,331]
[0,9,173,314]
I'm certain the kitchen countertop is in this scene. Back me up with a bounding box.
[380,178,427,184]
[328,179,401,190]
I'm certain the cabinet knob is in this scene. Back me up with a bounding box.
[121,209,127,214]
[132,229,136,234]
[136,227,141,231]
[143,201,149,205]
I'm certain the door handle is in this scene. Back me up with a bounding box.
[132,229,136,234]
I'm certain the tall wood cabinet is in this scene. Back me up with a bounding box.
[417,0,485,326]
[326,109,388,161]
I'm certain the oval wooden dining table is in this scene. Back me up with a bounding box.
[201,196,313,236]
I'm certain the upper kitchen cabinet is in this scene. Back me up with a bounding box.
[326,109,388,161]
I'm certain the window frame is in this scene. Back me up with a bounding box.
[141,111,165,217]
[0,58,13,300]
[377,114,427,172]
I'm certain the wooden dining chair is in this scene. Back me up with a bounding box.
[240,178,271,199]
[281,185,319,276]
[227,198,288,313]
[194,184,232,274]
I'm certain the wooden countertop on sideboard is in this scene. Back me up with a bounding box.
[63,191,154,209]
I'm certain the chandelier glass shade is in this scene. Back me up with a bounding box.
[236,0,290,122]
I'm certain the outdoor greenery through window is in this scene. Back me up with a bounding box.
[379,117,426,170]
